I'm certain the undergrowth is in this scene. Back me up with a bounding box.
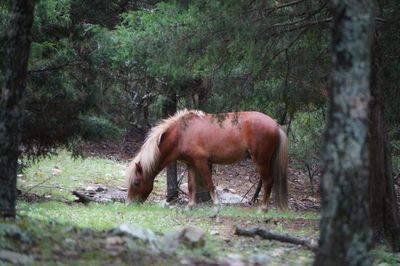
[2,150,396,265]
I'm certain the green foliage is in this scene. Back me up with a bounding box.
[289,110,324,190]
[381,0,400,171]
[2,0,398,173]
[389,128,400,172]
[33,0,72,39]
[105,0,329,116]
[370,246,399,266]
[81,115,125,141]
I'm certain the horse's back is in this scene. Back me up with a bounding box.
[176,111,279,164]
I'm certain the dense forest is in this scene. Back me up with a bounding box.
[1,0,400,265]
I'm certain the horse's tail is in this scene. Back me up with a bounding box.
[271,127,288,210]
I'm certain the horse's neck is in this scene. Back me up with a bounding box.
[145,151,178,182]
[156,127,179,173]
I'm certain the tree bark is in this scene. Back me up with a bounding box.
[162,88,178,202]
[314,0,375,265]
[0,0,35,218]
[368,33,400,251]
[192,82,212,203]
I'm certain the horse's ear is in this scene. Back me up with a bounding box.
[136,162,142,173]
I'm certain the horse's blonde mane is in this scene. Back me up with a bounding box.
[127,109,205,183]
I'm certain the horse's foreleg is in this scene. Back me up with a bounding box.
[187,165,196,208]
[194,160,219,205]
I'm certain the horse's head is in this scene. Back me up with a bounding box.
[127,161,154,203]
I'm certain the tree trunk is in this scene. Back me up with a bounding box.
[0,0,35,218]
[162,88,178,202]
[314,0,375,265]
[194,164,212,203]
[192,83,212,203]
[368,33,400,251]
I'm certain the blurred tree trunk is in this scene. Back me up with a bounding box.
[314,0,374,265]
[368,33,400,251]
[162,87,178,202]
[0,0,35,218]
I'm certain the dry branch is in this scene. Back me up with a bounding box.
[235,226,318,252]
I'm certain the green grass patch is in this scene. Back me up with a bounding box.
[190,205,318,220]
[19,150,126,201]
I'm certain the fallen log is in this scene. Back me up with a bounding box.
[234,226,318,252]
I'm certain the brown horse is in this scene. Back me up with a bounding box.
[127,109,288,210]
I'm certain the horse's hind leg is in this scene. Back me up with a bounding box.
[257,164,273,211]
[187,165,196,208]
[194,159,219,205]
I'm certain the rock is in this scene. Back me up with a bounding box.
[105,236,124,246]
[0,250,33,265]
[95,186,107,192]
[162,226,205,254]
[217,189,243,204]
[111,224,158,250]
[180,183,189,195]
[85,185,96,192]
[0,224,31,244]
[63,238,76,248]
[219,253,246,266]
[51,167,62,176]
[270,248,287,257]
[210,230,219,236]
[249,253,270,266]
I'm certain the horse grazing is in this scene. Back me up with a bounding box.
[126,109,288,210]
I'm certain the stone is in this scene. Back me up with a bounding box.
[219,253,245,266]
[95,186,107,192]
[210,230,219,236]
[85,185,96,192]
[162,226,206,254]
[0,224,31,244]
[51,167,62,176]
[111,224,159,250]
[0,250,33,265]
[248,253,271,266]
[180,183,189,195]
[105,236,124,246]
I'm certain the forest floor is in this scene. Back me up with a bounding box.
[1,131,398,265]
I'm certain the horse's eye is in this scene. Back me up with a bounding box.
[133,180,140,187]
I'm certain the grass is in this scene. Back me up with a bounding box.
[19,150,127,201]
[3,150,396,265]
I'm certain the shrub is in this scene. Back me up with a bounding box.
[80,115,124,141]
